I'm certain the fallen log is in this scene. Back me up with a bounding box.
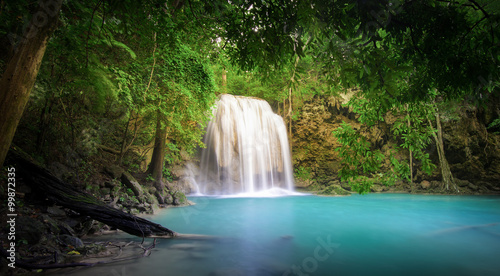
[5,146,176,238]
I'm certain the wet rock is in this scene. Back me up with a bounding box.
[173,197,181,205]
[421,181,431,189]
[59,234,84,249]
[121,171,144,197]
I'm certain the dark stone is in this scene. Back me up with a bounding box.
[477,181,500,191]
[17,216,45,244]
[173,197,181,205]
[121,171,144,197]
[104,165,124,179]
[100,188,111,196]
[468,183,479,191]
[41,214,75,236]
[49,162,73,181]
[104,180,119,188]
[47,206,66,216]
[455,179,472,187]
[64,217,94,237]
[59,234,84,248]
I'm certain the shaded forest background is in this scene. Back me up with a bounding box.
[1,0,499,198]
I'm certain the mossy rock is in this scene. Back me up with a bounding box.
[318,184,350,196]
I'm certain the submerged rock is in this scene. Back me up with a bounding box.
[169,243,212,251]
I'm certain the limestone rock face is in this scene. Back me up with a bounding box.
[441,106,500,186]
[291,94,500,192]
[292,95,398,184]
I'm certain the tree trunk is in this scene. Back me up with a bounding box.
[148,113,167,188]
[119,112,133,164]
[407,105,413,192]
[429,111,459,192]
[35,96,55,154]
[0,0,62,168]
[222,67,227,87]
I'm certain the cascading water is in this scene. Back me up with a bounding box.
[197,94,294,195]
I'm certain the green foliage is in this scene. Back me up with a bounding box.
[295,166,312,181]
[392,103,437,176]
[488,118,500,134]
[334,122,385,194]
[3,0,498,192]
[334,121,410,194]
[162,167,174,183]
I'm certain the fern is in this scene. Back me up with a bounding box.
[488,118,500,133]
[111,40,137,59]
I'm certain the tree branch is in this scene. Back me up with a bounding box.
[85,0,104,68]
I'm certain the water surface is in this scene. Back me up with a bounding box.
[56,194,500,276]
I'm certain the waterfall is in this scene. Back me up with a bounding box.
[197,94,294,195]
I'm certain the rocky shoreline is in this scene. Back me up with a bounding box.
[0,159,193,275]
[296,178,500,196]
[291,95,500,196]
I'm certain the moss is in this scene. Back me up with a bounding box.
[318,184,351,196]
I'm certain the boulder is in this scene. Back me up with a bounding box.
[104,164,124,179]
[58,234,84,249]
[47,206,66,216]
[104,179,120,188]
[41,214,75,236]
[121,171,144,197]
[370,185,385,193]
[420,180,431,189]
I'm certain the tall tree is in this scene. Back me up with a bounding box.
[0,0,62,167]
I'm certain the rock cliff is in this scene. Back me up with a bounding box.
[292,95,500,194]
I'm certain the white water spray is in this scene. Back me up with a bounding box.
[197,94,295,195]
